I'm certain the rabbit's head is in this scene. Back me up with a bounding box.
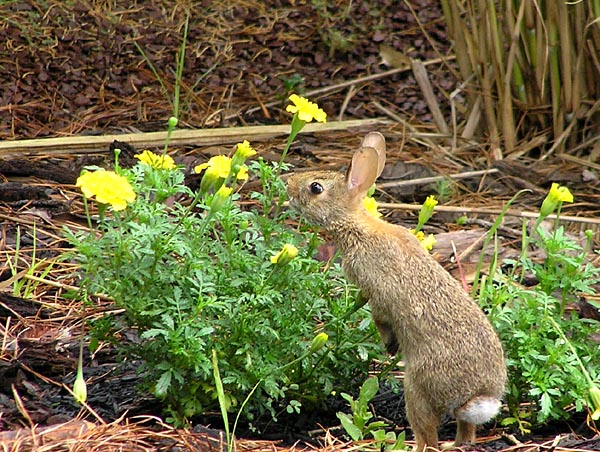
[286,132,386,228]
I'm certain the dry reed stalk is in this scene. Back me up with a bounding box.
[439,0,600,158]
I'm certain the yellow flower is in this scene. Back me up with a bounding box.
[363,196,382,218]
[271,243,299,266]
[589,384,600,421]
[135,150,176,170]
[420,233,437,251]
[424,195,439,209]
[235,140,257,159]
[236,166,249,181]
[195,154,250,192]
[195,155,233,179]
[286,94,327,123]
[409,229,436,251]
[76,170,136,211]
[539,183,574,219]
[549,182,574,203]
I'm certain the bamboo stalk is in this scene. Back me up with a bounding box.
[501,0,527,154]
[557,1,574,118]
[436,0,598,158]
[546,3,564,143]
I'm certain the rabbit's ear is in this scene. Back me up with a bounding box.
[360,132,386,177]
[346,146,380,196]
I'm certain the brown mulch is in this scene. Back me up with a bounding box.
[1,0,599,451]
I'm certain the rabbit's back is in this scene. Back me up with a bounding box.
[334,218,506,412]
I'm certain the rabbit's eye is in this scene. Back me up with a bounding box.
[310,182,324,194]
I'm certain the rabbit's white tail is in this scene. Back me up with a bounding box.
[456,396,501,425]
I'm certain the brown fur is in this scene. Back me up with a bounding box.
[286,132,506,452]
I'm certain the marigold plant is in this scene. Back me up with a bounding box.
[66,116,379,426]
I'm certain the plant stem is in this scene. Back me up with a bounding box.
[83,197,93,230]
[547,316,594,386]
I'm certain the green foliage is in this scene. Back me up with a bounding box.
[65,150,380,425]
[479,224,600,431]
[278,74,305,99]
[337,377,407,450]
[310,0,357,58]
[7,224,55,299]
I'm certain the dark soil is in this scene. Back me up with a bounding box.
[0,1,599,451]
[1,0,452,140]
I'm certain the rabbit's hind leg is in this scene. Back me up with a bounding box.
[454,419,475,445]
[404,388,440,452]
[453,395,501,446]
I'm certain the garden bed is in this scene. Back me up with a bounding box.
[1,1,599,451]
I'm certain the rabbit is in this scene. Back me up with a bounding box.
[286,132,506,452]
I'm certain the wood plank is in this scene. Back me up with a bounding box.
[0,118,388,157]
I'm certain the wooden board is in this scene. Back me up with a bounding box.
[0,118,388,157]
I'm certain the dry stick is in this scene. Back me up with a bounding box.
[411,59,449,134]
[371,101,442,151]
[449,72,478,151]
[21,274,81,292]
[558,153,600,171]
[0,118,388,157]
[378,202,600,226]
[338,84,358,121]
[539,112,578,161]
[0,59,451,157]
[378,168,499,189]
[461,96,482,141]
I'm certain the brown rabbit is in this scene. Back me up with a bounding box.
[286,132,506,452]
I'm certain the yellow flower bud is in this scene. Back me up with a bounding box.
[420,233,437,251]
[196,155,233,192]
[73,365,87,404]
[409,229,436,251]
[589,384,600,421]
[231,140,257,172]
[417,195,438,231]
[309,332,329,353]
[235,165,249,181]
[210,185,233,213]
[270,243,299,266]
